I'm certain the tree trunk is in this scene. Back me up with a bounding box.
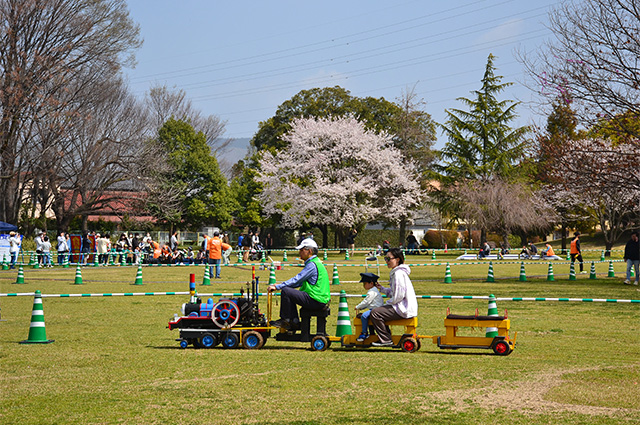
[320,224,328,249]
[605,241,613,257]
[561,221,567,254]
[398,217,406,246]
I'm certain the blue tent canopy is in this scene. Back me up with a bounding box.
[0,221,18,232]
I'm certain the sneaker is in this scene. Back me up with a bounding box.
[635,281,639,286]
[356,333,368,342]
[269,319,291,329]
[624,280,631,285]
[580,271,587,274]
[371,340,393,347]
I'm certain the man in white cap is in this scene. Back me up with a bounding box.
[267,238,330,330]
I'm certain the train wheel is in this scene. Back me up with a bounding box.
[190,338,202,349]
[222,332,240,349]
[492,340,511,356]
[311,335,328,351]
[400,337,418,353]
[200,333,217,349]
[179,339,188,349]
[212,300,240,328]
[242,331,264,349]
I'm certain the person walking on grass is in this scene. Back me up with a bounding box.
[623,231,639,286]
[570,232,586,274]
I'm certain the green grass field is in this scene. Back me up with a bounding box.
[1,252,639,424]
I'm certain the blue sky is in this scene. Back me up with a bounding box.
[125,0,562,153]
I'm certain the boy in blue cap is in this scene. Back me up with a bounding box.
[355,272,384,342]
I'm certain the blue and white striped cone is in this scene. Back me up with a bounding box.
[486,261,495,282]
[20,290,54,344]
[15,265,25,284]
[485,294,499,338]
[332,264,340,285]
[335,290,352,337]
[569,262,576,281]
[134,265,144,285]
[547,263,555,281]
[519,262,527,282]
[590,261,597,280]
[608,260,615,277]
[74,264,83,285]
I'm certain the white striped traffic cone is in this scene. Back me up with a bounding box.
[20,290,54,344]
[335,290,352,337]
[485,294,499,338]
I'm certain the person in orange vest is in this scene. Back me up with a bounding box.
[570,232,586,273]
[208,230,231,279]
[148,239,161,264]
[540,243,556,259]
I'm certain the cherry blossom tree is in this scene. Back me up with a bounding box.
[544,137,640,253]
[257,116,422,247]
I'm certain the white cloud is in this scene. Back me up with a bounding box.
[478,18,524,45]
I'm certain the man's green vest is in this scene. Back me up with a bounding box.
[300,256,330,304]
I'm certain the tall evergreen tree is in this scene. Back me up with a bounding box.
[434,54,528,243]
[437,54,527,183]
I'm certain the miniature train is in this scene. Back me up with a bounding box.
[168,274,516,355]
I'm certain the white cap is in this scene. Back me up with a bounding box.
[296,239,318,250]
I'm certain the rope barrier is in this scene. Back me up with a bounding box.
[1,291,638,303]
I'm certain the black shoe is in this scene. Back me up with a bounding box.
[269,319,291,329]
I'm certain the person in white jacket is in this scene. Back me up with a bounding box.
[370,247,418,347]
[355,272,384,342]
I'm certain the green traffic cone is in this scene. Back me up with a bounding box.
[608,260,615,277]
[519,262,527,282]
[569,261,576,281]
[2,254,8,270]
[332,264,340,285]
[631,265,635,279]
[547,262,555,281]
[485,294,499,338]
[443,263,452,283]
[202,265,211,286]
[268,265,276,285]
[344,250,350,261]
[74,264,83,285]
[32,253,40,269]
[20,290,54,344]
[93,253,99,267]
[63,252,70,268]
[335,290,352,337]
[134,265,144,285]
[566,251,571,261]
[261,250,266,263]
[120,251,126,267]
[600,250,605,262]
[486,261,495,282]
[15,265,25,284]
[29,253,35,266]
[589,261,597,279]
[237,251,243,264]
[282,250,288,262]
[323,249,328,261]
[432,250,436,260]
